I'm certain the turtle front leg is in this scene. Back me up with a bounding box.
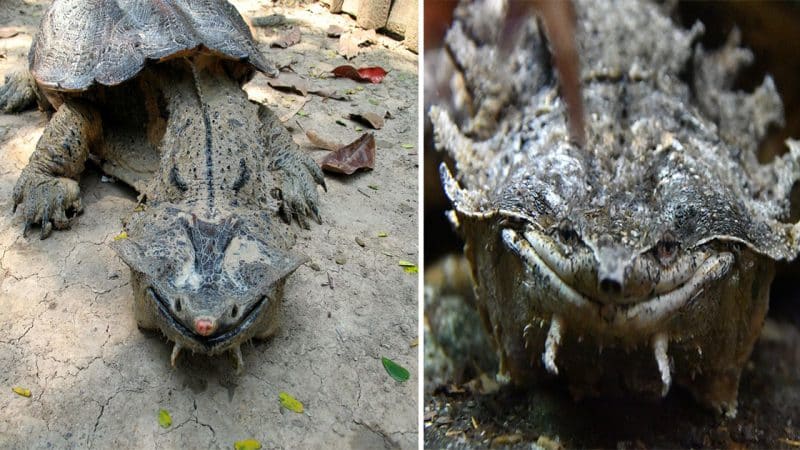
[12,100,102,238]
[257,105,325,228]
[0,71,39,113]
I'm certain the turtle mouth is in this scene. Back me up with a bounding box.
[501,228,734,332]
[148,288,266,352]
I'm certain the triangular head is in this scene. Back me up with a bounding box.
[112,203,305,372]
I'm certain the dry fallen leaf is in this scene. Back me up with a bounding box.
[157,409,172,428]
[331,65,388,84]
[271,26,301,48]
[278,392,304,413]
[320,133,375,175]
[12,386,31,397]
[234,439,262,450]
[326,24,344,37]
[308,88,347,100]
[398,260,418,274]
[492,434,523,447]
[268,73,308,96]
[337,29,376,59]
[0,27,23,39]
[306,130,343,151]
[349,112,384,129]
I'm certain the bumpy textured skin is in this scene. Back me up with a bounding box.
[4,0,323,371]
[432,0,800,416]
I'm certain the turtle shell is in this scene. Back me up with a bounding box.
[29,0,276,92]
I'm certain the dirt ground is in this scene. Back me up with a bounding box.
[0,1,418,449]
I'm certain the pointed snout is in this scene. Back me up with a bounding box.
[595,243,632,298]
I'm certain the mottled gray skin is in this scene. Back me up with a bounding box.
[0,0,324,372]
[432,0,800,416]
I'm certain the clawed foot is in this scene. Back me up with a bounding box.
[12,171,82,239]
[0,71,37,113]
[273,152,326,229]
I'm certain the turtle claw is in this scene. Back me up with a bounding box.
[273,151,324,228]
[231,345,244,375]
[171,343,183,368]
[12,171,81,239]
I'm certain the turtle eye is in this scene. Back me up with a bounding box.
[654,239,680,265]
[557,227,580,245]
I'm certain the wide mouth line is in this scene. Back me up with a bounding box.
[501,228,734,328]
[149,287,266,350]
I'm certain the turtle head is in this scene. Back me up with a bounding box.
[111,204,304,367]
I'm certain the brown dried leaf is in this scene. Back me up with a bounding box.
[267,73,308,96]
[352,28,377,45]
[337,29,376,60]
[271,27,301,48]
[0,27,23,39]
[306,130,342,151]
[491,434,523,447]
[320,133,375,175]
[349,112,384,129]
[338,32,361,60]
[308,89,347,101]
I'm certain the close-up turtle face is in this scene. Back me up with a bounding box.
[499,148,741,318]
[112,205,304,357]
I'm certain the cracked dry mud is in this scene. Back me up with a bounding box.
[0,1,418,449]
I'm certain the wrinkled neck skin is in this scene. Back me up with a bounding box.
[148,56,277,215]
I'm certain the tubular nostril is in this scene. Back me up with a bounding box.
[194,318,216,336]
[599,278,622,296]
[231,305,239,318]
[174,299,182,312]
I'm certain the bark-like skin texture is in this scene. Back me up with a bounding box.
[1,0,324,372]
[432,0,800,416]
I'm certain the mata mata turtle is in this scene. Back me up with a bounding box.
[432,0,800,416]
[0,0,325,372]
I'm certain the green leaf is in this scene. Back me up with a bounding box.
[113,231,128,241]
[398,260,418,273]
[234,439,262,450]
[381,357,410,382]
[296,110,309,117]
[377,232,388,238]
[368,184,379,190]
[279,391,304,413]
[401,143,414,149]
[157,409,172,428]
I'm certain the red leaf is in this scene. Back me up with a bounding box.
[356,67,388,84]
[320,133,376,175]
[331,66,388,84]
